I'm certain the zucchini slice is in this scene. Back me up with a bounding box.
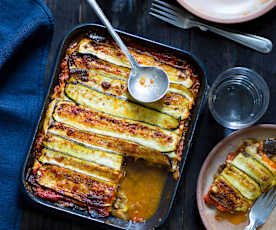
[245,142,276,176]
[52,101,179,152]
[69,72,190,119]
[65,83,179,129]
[206,176,252,213]
[78,38,194,88]
[69,53,195,104]
[42,99,57,134]
[43,133,123,171]
[34,163,117,207]
[39,148,122,183]
[230,153,275,192]
[69,52,129,81]
[48,122,170,166]
[221,165,261,200]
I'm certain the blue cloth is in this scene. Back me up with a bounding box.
[0,0,54,229]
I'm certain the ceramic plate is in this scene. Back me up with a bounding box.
[177,0,276,24]
[197,124,276,230]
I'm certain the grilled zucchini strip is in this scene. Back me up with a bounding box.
[69,53,130,81]
[52,101,179,152]
[39,148,122,183]
[65,83,179,129]
[43,133,123,171]
[69,53,195,103]
[204,176,252,213]
[48,122,170,166]
[78,38,194,87]
[245,142,276,176]
[42,99,57,134]
[69,72,190,119]
[230,153,275,192]
[34,163,117,208]
[221,165,261,200]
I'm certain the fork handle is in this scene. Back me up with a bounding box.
[191,20,272,54]
[244,221,257,230]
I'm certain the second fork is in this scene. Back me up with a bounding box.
[150,0,273,54]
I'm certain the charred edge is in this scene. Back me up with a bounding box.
[52,57,70,100]
[56,102,175,145]
[88,35,195,70]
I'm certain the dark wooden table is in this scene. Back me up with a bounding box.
[20,1,276,229]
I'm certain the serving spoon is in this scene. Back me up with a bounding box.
[86,0,169,103]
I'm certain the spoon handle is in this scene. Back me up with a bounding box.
[86,0,138,68]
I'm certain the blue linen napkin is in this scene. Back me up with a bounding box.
[0,0,54,229]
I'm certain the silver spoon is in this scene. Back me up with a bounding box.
[86,0,169,103]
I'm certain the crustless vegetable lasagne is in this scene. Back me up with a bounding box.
[205,138,276,214]
[26,33,200,221]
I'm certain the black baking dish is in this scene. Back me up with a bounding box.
[21,24,207,230]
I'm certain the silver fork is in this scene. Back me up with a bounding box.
[150,0,272,54]
[245,186,276,230]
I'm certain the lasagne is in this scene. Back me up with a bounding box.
[27,33,200,221]
[205,138,276,214]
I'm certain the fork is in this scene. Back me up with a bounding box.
[150,0,272,54]
[245,186,276,230]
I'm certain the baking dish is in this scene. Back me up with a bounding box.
[21,23,207,229]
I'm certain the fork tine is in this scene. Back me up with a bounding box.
[150,8,176,21]
[149,12,176,25]
[152,3,177,16]
[153,0,184,15]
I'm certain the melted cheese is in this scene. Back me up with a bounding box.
[35,163,116,207]
[48,122,170,166]
[78,38,194,88]
[221,165,261,200]
[69,71,190,119]
[209,176,252,212]
[43,133,123,170]
[65,83,179,129]
[52,101,179,152]
[231,153,275,192]
[39,148,122,183]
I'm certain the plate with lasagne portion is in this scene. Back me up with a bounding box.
[197,124,276,230]
[23,24,206,229]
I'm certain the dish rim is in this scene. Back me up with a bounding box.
[21,23,208,230]
[196,124,276,230]
[176,0,276,24]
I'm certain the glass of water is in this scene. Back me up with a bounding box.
[208,67,270,129]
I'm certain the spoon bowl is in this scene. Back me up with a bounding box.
[87,0,169,103]
[128,66,169,103]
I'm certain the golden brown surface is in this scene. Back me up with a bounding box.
[53,101,179,152]
[78,38,195,87]
[205,176,252,213]
[29,33,200,221]
[39,148,122,183]
[33,162,117,216]
[48,122,170,166]
[205,138,276,222]
[65,83,179,129]
[68,54,193,119]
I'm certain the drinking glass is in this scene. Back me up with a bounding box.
[208,67,270,129]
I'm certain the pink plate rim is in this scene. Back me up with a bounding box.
[196,124,276,230]
[177,0,276,24]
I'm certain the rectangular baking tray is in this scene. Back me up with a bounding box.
[21,24,207,230]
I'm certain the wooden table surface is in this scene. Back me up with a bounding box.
[20,1,276,229]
